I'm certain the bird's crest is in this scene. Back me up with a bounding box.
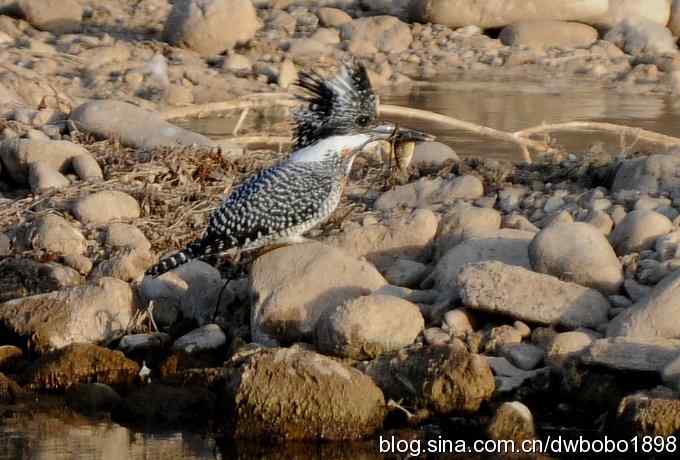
[292,62,378,148]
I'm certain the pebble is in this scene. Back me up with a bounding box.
[72,191,140,225]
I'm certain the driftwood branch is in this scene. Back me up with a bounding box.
[515,121,680,150]
[161,94,680,164]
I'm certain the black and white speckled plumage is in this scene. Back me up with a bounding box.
[145,63,376,278]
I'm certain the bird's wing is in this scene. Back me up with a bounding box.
[205,162,335,248]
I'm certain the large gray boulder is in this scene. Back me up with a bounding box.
[324,209,438,272]
[70,101,214,150]
[529,222,623,294]
[340,16,412,57]
[582,337,680,372]
[223,346,385,440]
[410,0,609,29]
[607,270,680,339]
[0,138,95,184]
[249,242,387,345]
[164,0,259,57]
[500,20,599,48]
[610,210,672,256]
[458,261,610,329]
[612,154,680,194]
[18,0,83,34]
[425,229,533,292]
[316,294,424,359]
[0,278,137,353]
[592,0,672,29]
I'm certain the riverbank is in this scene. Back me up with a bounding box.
[4,1,680,458]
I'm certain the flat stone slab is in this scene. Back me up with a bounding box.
[581,337,680,372]
[457,261,610,329]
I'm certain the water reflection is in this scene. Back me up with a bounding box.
[181,77,680,162]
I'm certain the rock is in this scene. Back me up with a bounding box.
[498,187,526,212]
[62,254,93,275]
[172,324,227,354]
[90,248,155,282]
[309,27,340,45]
[545,330,598,369]
[582,337,680,372]
[360,0,412,18]
[458,261,610,329]
[0,138,91,184]
[249,242,386,345]
[662,354,680,391]
[425,229,533,292]
[316,294,424,359]
[104,223,151,252]
[114,383,216,428]
[71,191,140,225]
[21,343,139,390]
[28,162,70,192]
[66,383,122,414]
[603,18,676,56]
[423,327,451,346]
[325,209,438,272]
[0,278,136,353]
[411,0,609,29]
[360,344,494,414]
[584,209,614,235]
[224,346,385,440]
[594,0,672,29]
[340,16,411,57]
[277,59,297,89]
[487,401,535,443]
[0,258,84,303]
[383,259,428,287]
[374,175,483,209]
[141,259,222,320]
[612,154,680,194]
[32,214,86,256]
[118,333,171,354]
[18,0,82,33]
[412,141,459,167]
[610,210,672,256]
[443,308,475,337]
[484,355,551,393]
[434,204,501,259]
[0,233,10,256]
[499,343,544,371]
[71,154,103,181]
[607,270,680,339]
[481,325,523,354]
[70,100,214,150]
[287,38,330,58]
[617,390,680,438]
[163,0,259,57]
[500,20,598,49]
[0,345,23,372]
[503,213,539,232]
[0,373,24,403]
[670,0,680,36]
[223,53,252,72]
[317,7,352,27]
[529,222,623,294]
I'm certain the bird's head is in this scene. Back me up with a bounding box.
[292,62,433,155]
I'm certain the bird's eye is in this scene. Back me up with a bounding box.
[356,115,369,126]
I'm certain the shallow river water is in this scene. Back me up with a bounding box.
[183,76,680,161]
[2,76,673,460]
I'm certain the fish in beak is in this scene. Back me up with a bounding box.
[367,121,436,143]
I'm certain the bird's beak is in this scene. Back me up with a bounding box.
[368,122,436,143]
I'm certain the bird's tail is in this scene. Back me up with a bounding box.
[145,238,216,278]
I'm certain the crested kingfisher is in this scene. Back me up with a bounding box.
[146,62,434,277]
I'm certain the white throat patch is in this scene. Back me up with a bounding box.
[288,134,371,163]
